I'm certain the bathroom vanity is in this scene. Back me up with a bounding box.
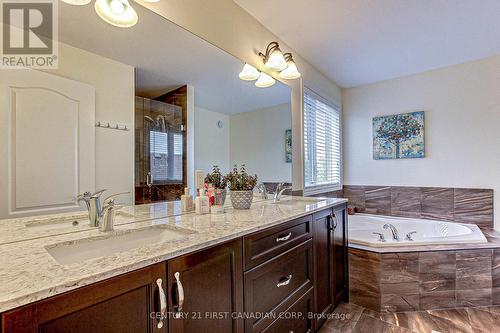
[0,198,348,333]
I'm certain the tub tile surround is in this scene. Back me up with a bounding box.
[349,248,500,312]
[343,185,494,228]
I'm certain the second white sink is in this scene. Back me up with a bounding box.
[46,225,195,265]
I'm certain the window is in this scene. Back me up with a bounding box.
[303,87,342,194]
[149,130,183,182]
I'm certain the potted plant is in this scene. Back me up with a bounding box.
[225,164,258,209]
[204,166,227,212]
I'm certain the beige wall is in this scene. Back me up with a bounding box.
[230,103,292,183]
[194,107,231,174]
[343,55,500,228]
[137,0,341,191]
[47,43,135,205]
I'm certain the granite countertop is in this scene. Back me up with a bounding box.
[0,196,347,312]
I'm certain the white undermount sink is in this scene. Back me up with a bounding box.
[45,225,195,265]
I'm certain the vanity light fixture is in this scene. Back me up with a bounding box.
[259,42,287,71]
[238,63,260,81]
[61,0,92,5]
[278,53,301,80]
[255,72,276,88]
[95,0,138,28]
[62,0,156,28]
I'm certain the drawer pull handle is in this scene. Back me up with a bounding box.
[276,232,292,243]
[173,272,185,318]
[277,274,293,287]
[156,278,167,329]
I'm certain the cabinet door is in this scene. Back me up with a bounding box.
[2,263,168,333]
[168,239,244,333]
[332,206,348,306]
[312,208,334,329]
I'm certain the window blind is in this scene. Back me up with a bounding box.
[303,88,341,190]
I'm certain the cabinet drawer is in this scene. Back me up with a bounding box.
[244,239,313,333]
[243,215,312,270]
[261,288,314,333]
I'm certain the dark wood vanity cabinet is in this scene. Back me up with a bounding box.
[312,204,348,328]
[167,239,244,333]
[1,263,168,333]
[1,204,348,333]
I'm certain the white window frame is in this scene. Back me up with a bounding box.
[302,86,343,196]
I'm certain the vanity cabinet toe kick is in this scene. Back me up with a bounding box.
[1,203,348,333]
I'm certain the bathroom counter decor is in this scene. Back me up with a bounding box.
[0,196,347,312]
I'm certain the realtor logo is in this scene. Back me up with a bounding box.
[1,0,58,68]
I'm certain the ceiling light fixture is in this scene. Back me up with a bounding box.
[255,72,276,88]
[63,0,154,28]
[95,0,138,28]
[278,53,301,80]
[238,63,260,81]
[61,0,92,4]
[259,42,287,71]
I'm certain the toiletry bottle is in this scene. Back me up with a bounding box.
[195,189,210,214]
[181,187,194,212]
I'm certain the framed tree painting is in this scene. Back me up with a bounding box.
[373,111,425,160]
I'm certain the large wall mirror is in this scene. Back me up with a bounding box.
[0,2,291,219]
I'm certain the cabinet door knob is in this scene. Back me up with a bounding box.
[156,278,167,329]
[276,274,293,287]
[173,272,185,318]
[276,232,292,243]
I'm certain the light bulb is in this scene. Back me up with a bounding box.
[238,63,260,81]
[255,72,276,88]
[95,0,138,28]
[110,0,125,14]
[61,0,91,5]
[278,59,301,80]
[265,48,287,71]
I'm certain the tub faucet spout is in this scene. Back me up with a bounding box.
[383,223,400,241]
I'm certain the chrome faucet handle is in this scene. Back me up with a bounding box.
[90,189,107,198]
[405,231,417,241]
[372,232,386,242]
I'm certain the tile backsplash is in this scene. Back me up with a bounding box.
[342,185,494,228]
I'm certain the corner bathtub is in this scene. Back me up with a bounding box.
[349,214,487,247]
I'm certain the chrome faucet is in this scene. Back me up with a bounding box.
[383,223,400,241]
[273,183,292,203]
[77,189,106,227]
[77,190,129,229]
[99,199,119,232]
[256,183,269,199]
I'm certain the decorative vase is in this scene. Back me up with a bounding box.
[230,190,253,209]
[211,189,227,214]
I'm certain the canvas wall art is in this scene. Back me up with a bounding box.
[373,111,425,160]
[285,129,292,163]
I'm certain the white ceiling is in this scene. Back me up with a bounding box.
[58,3,290,114]
[235,0,500,88]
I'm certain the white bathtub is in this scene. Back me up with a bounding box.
[349,214,487,247]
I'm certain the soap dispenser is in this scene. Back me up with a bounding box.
[195,189,210,214]
[181,187,194,212]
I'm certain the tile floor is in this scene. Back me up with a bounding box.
[318,302,500,333]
